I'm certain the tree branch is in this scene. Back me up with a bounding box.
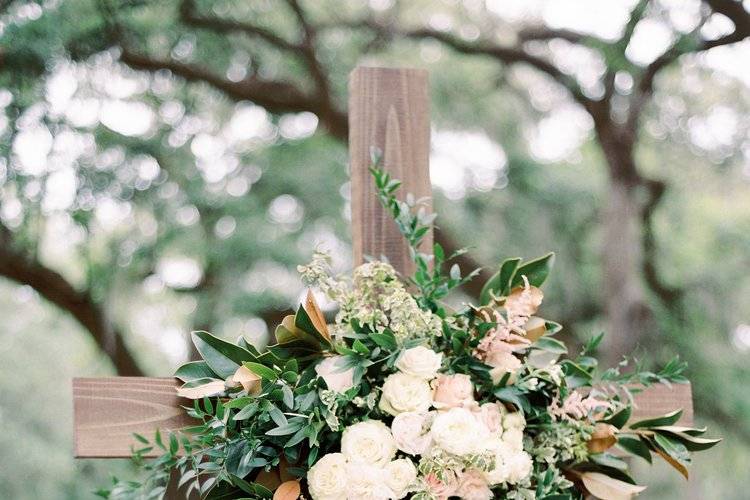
[0,225,144,376]
[118,48,349,141]
[178,0,299,52]
[629,0,750,130]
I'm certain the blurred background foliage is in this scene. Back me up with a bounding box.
[0,0,748,498]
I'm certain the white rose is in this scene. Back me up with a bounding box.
[487,351,522,385]
[341,420,397,466]
[505,451,533,484]
[346,463,392,500]
[391,411,434,455]
[307,453,348,500]
[485,439,512,485]
[315,356,355,393]
[503,412,526,430]
[384,458,418,499]
[430,407,489,456]
[379,372,433,416]
[502,427,524,452]
[395,346,442,380]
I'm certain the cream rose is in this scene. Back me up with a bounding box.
[432,373,475,410]
[395,346,442,380]
[315,356,355,393]
[430,407,488,456]
[307,453,348,500]
[505,451,533,484]
[485,440,513,485]
[384,458,418,499]
[457,469,493,500]
[503,411,526,430]
[391,411,434,455]
[379,372,433,416]
[486,351,522,385]
[346,463,392,499]
[502,427,524,452]
[341,420,397,466]
[476,402,504,436]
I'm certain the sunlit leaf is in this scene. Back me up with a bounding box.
[581,472,646,500]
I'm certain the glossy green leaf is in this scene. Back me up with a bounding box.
[174,361,217,382]
[601,405,631,429]
[629,409,683,429]
[510,252,555,289]
[534,336,568,354]
[617,436,652,463]
[243,362,277,381]
[191,331,255,379]
[480,257,521,304]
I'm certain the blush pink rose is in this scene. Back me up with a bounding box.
[432,373,475,410]
[457,469,493,500]
[391,411,433,455]
[476,402,504,435]
[425,472,458,500]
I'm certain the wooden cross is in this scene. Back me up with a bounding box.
[72,66,694,495]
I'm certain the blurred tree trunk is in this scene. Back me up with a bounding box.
[593,117,654,364]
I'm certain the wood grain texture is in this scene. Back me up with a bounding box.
[73,377,195,458]
[349,66,432,274]
[630,382,693,425]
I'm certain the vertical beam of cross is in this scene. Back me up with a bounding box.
[349,67,433,275]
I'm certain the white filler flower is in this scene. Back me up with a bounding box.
[395,346,442,380]
[307,453,348,500]
[379,372,433,416]
[341,420,397,466]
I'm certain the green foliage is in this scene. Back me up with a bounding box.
[0,1,747,498]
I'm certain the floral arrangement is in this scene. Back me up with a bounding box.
[102,168,718,500]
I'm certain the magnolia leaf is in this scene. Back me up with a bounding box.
[304,290,331,342]
[244,361,278,381]
[176,378,225,399]
[523,316,547,342]
[650,428,721,451]
[651,433,691,479]
[273,480,301,500]
[616,436,652,463]
[629,409,683,429]
[588,423,618,453]
[174,361,217,382]
[652,446,689,480]
[275,316,298,344]
[192,331,255,379]
[510,252,555,289]
[534,336,568,355]
[581,472,647,500]
[601,406,631,429]
[229,365,262,395]
[480,257,521,304]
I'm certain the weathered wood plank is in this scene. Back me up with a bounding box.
[72,377,693,459]
[629,382,693,425]
[73,377,194,458]
[349,66,432,275]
